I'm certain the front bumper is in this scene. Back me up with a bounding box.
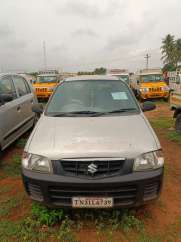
[36,91,53,99]
[141,92,169,99]
[22,168,163,208]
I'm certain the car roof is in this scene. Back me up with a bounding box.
[64,75,120,82]
[0,73,21,78]
[37,74,58,77]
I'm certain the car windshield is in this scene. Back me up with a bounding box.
[141,75,163,83]
[37,76,57,83]
[119,75,129,84]
[46,80,139,116]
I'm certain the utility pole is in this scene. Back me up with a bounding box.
[144,53,151,69]
[43,41,47,70]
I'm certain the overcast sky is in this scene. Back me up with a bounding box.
[0,0,181,72]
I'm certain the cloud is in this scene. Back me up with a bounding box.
[0,0,181,72]
[105,17,157,52]
[72,28,99,38]
[57,0,123,19]
[0,25,13,39]
[0,24,26,51]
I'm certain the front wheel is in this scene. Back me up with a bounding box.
[175,114,181,132]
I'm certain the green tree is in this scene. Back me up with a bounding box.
[94,67,107,75]
[162,63,176,72]
[175,38,181,65]
[161,34,176,67]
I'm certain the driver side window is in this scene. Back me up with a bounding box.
[0,76,17,98]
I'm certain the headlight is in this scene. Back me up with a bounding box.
[22,152,52,173]
[133,150,164,171]
[140,88,149,93]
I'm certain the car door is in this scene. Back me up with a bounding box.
[12,75,35,136]
[0,75,20,150]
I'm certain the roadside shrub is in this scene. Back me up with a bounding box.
[57,217,79,242]
[120,211,144,232]
[31,202,64,226]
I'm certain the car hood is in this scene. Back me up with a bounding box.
[26,114,160,160]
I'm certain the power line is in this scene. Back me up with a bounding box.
[144,53,151,69]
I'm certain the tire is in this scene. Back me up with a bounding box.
[175,114,181,132]
[0,148,2,162]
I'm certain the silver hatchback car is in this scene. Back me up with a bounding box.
[22,75,164,208]
[0,73,37,155]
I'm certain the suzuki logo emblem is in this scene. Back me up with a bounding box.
[88,163,98,175]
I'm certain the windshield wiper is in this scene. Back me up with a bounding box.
[91,108,137,116]
[48,109,137,117]
[49,111,102,117]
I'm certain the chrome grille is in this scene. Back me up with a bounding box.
[52,159,133,178]
[36,87,47,92]
[149,87,162,92]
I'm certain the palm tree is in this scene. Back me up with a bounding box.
[161,34,176,66]
[175,38,181,66]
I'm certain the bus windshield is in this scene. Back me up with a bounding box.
[141,75,163,83]
[37,76,57,83]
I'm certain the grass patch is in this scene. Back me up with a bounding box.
[138,233,162,242]
[31,202,64,226]
[0,192,25,217]
[0,218,53,242]
[120,211,144,233]
[167,130,181,144]
[0,184,13,195]
[1,205,179,242]
[0,197,20,217]
[0,220,20,241]
[0,154,21,177]
[150,117,181,145]
[15,138,27,149]
[57,217,79,242]
[150,117,174,130]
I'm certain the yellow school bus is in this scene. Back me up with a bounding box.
[131,69,169,101]
[33,71,60,100]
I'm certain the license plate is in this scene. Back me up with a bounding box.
[72,197,113,208]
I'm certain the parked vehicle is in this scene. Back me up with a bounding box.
[0,73,38,155]
[22,75,164,208]
[33,70,60,100]
[107,69,130,86]
[166,69,181,92]
[169,70,181,132]
[131,69,169,101]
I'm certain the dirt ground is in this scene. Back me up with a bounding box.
[0,103,181,242]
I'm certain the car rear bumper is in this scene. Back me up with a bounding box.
[22,168,164,208]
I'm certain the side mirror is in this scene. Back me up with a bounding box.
[32,103,43,114]
[142,101,156,112]
[0,94,13,103]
